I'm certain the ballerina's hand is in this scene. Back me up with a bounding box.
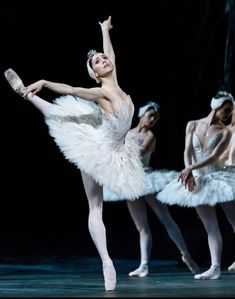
[99,16,113,31]
[185,176,196,192]
[178,168,191,184]
[22,80,44,98]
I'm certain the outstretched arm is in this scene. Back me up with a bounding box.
[23,80,103,102]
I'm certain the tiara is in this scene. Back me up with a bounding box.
[87,49,97,60]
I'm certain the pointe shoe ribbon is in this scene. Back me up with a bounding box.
[4,68,24,95]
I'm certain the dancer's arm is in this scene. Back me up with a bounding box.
[183,121,195,168]
[180,127,231,185]
[178,121,195,189]
[22,80,103,102]
[219,132,235,165]
[99,16,117,82]
[228,134,235,164]
[139,133,156,156]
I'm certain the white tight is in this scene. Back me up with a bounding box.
[25,93,115,283]
[81,171,113,265]
[195,201,235,267]
[127,194,190,265]
[26,93,52,115]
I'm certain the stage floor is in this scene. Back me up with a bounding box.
[0,256,234,297]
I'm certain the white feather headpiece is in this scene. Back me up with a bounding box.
[210,91,234,109]
[138,101,160,117]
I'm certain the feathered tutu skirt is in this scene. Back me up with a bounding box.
[44,95,146,200]
[157,167,235,207]
[103,168,178,201]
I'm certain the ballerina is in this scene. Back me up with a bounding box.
[4,16,146,291]
[157,91,235,280]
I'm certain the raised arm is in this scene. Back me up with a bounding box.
[99,16,117,81]
[99,16,115,63]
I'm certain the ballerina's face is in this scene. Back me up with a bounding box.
[215,102,234,123]
[91,52,113,79]
[141,108,160,128]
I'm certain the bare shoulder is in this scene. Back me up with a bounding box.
[186,120,197,132]
[147,131,156,144]
[148,130,155,139]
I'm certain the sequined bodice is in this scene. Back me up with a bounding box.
[101,99,134,148]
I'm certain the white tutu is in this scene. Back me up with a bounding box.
[44,95,146,200]
[157,169,235,207]
[103,166,178,202]
[157,131,235,207]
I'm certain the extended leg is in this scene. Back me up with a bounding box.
[4,68,52,115]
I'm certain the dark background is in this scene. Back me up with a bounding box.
[0,1,234,266]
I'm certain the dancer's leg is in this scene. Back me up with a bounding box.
[194,205,221,279]
[81,171,116,291]
[220,201,235,271]
[4,68,52,114]
[127,198,151,277]
[5,68,116,289]
[147,195,199,274]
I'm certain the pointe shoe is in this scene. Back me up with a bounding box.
[182,253,200,274]
[194,264,221,280]
[103,260,116,291]
[228,261,235,272]
[128,264,149,277]
[4,68,24,95]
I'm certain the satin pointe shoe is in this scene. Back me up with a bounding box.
[103,260,116,291]
[128,264,149,277]
[228,261,235,272]
[4,68,24,95]
[182,253,200,274]
[194,264,221,280]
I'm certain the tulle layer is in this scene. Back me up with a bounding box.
[44,95,146,200]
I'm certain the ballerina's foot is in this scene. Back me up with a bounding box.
[228,261,235,272]
[182,253,200,274]
[194,264,221,280]
[4,68,25,96]
[128,264,149,277]
[103,260,116,291]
